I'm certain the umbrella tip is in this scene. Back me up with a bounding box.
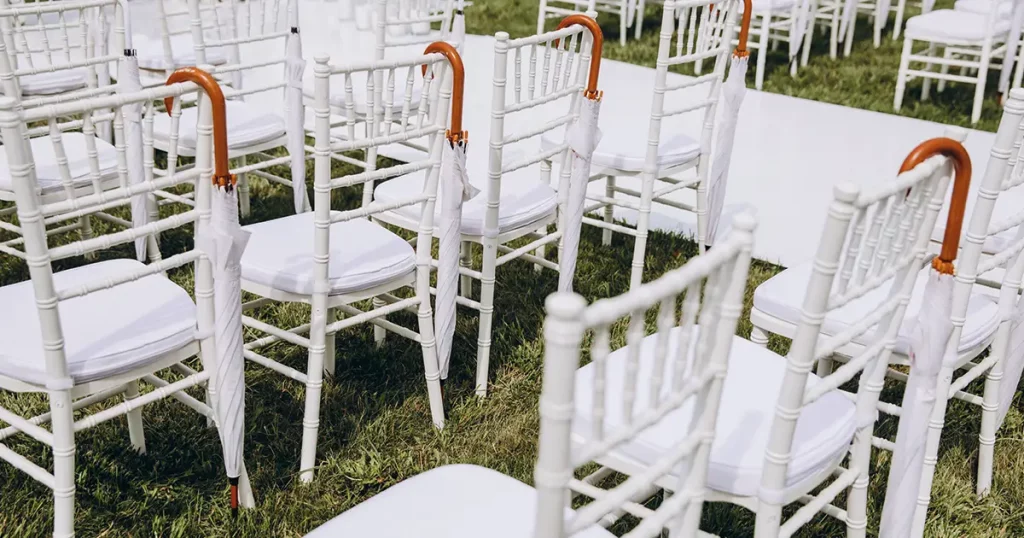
[229,477,240,518]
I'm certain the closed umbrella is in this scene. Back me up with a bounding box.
[424,42,472,379]
[880,139,972,538]
[166,67,253,514]
[451,0,466,51]
[118,26,149,261]
[287,6,310,214]
[996,285,1024,426]
[554,15,603,293]
[706,7,751,247]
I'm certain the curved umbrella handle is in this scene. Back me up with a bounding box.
[555,15,603,100]
[164,67,234,188]
[899,137,972,275]
[421,41,467,143]
[735,0,753,58]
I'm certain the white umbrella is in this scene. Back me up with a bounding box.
[451,0,466,51]
[790,0,811,61]
[880,270,952,538]
[118,44,149,261]
[997,291,1024,426]
[286,11,310,214]
[706,52,748,247]
[1000,1,1024,95]
[435,137,477,379]
[839,0,858,43]
[558,96,602,293]
[166,67,254,513]
[94,6,112,142]
[555,14,603,293]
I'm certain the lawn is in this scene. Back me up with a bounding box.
[1,1,1022,537]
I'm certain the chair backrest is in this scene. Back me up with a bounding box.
[644,0,739,179]
[363,0,455,52]
[537,216,755,538]
[311,44,461,285]
[759,139,968,522]
[487,21,599,238]
[0,77,214,382]
[0,0,126,108]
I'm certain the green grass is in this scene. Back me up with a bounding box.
[1,3,1023,537]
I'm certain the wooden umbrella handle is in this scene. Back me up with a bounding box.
[899,137,972,275]
[555,15,603,100]
[735,0,753,58]
[422,41,467,143]
[164,67,234,188]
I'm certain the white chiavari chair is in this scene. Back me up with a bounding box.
[572,140,966,537]
[894,1,1010,124]
[147,0,302,218]
[0,0,169,264]
[0,73,235,538]
[740,0,809,90]
[238,45,461,483]
[372,18,601,398]
[134,0,231,82]
[541,0,740,292]
[354,0,456,47]
[302,217,755,538]
[538,0,637,47]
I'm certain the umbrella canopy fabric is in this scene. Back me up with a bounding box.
[118,52,149,261]
[1000,1,1024,94]
[286,26,310,214]
[435,139,477,379]
[200,185,252,503]
[558,96,602,293]
[997,293,1024,427]
[880,271,953,538]
[452,0,466,51]
[706,55,747,246]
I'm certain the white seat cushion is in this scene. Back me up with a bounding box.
[0,134,119,194]
[953,0,1013,15]
[572,329,857,499]
[17,68,89,96]
[540,125,701,174]
[135,33,230,71]
[305,465,614,538]
[753,263,1000,355]
[905,10,1011,42]
[241,213,416,296]
[373,154,557,236]
[0,259,197,386]
[152,100,286,151]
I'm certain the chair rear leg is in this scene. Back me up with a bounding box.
[977,352,1004,497]
[894,37,913,111]
[50,389,76,538]
[124,380,147,453]
[603,176,616,246]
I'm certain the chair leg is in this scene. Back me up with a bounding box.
[620,1,628,47]
[634,0,646,40]
[237,155,251,218]
[801,2,816,68]
[921,44,936,101]
[417,290,446,428]
[894,37,913,112]
[536,0,547,34]
[460,240,473,296]
[976,352,1004,497]
[299,297,329,484]
[843,9,855,57]
[829,1,839,59]
[971,55,990,124]
[475,238,498,398]
[750,326,770,346]
[892,0,906,40]
[50,389,76,538]
[124,380,147,454]
[79,216,96,260]
[872,2,883,48]
[756,15,770,90]
[816,355,835,377]
[845,430,870,538]
[324,308,337,376]
[937,48,951,93]
[372,297,387,348]
[602,176,615,246]
[535,225,546,274]
[1014,44,1024,90]
[630,175,654,290]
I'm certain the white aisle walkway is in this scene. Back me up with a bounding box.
[145,1,999,268]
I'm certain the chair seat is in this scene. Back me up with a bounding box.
[753,262,1000,355]
[572,329,857,499]
[0,134,119,194]
[240,213,416,297]
[152,100,286,152]
[540,126,701,174]
[953,0,1013,15]
[905,9,1010,42]
[135,33,230,71]
[373,158,557,236]
[0,259,197,386]
[304,465,614,538]
[18,68,89,96]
